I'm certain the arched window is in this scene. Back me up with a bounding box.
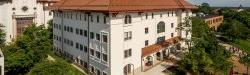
[157,21,165,33]
[103,16,107,24]
[124,15,132,24]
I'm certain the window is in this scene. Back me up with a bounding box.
[80,29,83,35]
[146,13,148,19]
[90,49,94,56]
[96,33,100,41]
[80,14,82,20]
[80,44,83,51]
[84,14,87,21]
[97,15,99,23]
[145,40,149,46]
[84,30,88,37]
[59,25,61,30]
[64,26,66,31]
[152,13,154,19]
[103,72,107,75]
[84,62,88,68]
[160,13,162,17]
[124,31,132,40]
[171,33,174,37]
[103,16,107,24]
[90,65,95,73]
[124,15,132,24]
[102,34,108,43]
[124,49,132,58]
[90,15,93,22]
[167,12,170,17]
[84,46,88,52]
[103,53,108,62]
[76,28,79,34]
[67,39,70,44]
[145,28,149,34]
[157,21,165,33]
[76,43,79,49]
[157,36,165,43]
[70,27,73,32]
[96,51,100,59]
[96,69,101,75]
[70,41,73,46]
[67,26,69,32]
[171,23,174,28]
[90,32,94,39]
[76,14,78,20]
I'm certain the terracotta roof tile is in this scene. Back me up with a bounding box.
[49,0,197,12]
[142,37,178,57]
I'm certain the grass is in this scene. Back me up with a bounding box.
[47,50,88,75]
[232,39,250,54]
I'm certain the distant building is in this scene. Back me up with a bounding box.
[51,0,196,75]
[202,15,224,30]
[0,0,59,42]
[0,50,3,75]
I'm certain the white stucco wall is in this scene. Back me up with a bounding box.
[53,9,192,75]
[0,0,53,42]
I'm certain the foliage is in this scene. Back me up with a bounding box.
[240,54,250,68]
[28,60,84,75]
[219,19,250,41]
[178,48,214,75]
[177,17,232,75]
[3,24,52,74]
[0,23,5,48]
[197,3,212,14]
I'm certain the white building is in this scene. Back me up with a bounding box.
[0,50,4,75]
[0,0,59,42]
[51,0,196,75]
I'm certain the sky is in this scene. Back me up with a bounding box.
[187,0,250,7]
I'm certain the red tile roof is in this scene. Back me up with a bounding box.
[37,0,60,2]
[142,37,178,57]
[49,0,196,13]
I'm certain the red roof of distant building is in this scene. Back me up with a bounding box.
[49,0,197,13]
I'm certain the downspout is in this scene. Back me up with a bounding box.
[86,12,90,74]
[59,10,64,56]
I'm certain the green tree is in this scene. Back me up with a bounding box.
[219,19,250,41]
[198,3,212,14]
[177,17,232,75]
[0,23,5,48]
[178,48,214,75]
[3,24,52,74]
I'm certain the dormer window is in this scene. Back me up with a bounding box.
[124,15,132,24]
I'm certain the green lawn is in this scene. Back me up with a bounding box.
[233,39,250,54]
[28,51,87,75]
[48,51,88,75]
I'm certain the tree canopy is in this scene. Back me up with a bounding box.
[3,24,52,74]
[197,3,212,14]
[177,17,232,75]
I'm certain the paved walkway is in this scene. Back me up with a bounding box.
[71,63,88,74]
[134,62,174,75]
[47,55,55,61]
